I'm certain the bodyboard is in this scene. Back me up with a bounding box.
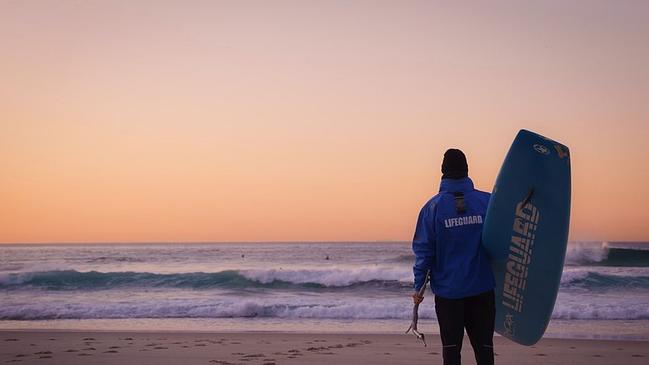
[482,129,571,345]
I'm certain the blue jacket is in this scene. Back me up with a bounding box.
[412,177,495,299]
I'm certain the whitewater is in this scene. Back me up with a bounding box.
[1,242,649,338]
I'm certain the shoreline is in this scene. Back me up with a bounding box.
[2,330,648,365]
[2,328,649,342]
[2,318,648,342]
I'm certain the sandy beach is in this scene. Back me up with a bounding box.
[1,331,647,365]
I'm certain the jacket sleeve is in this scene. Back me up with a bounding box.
[412,200,436,291]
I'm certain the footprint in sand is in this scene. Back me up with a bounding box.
[5,339,18,342]
[121,337,134,341]
[534,353,547,356]
[194,343,207,347]
[307,346,330,352]
[14,354,27,358]
[631,354,645,357]
[34,351,52,355]
[209,361,235,365]
[64,349,78,353]
[82,347,96,351]
[82,338,95,341]
[154,346,168,350]
[109,346,120,349]
[103,350,119,353]
[77,353,92,356]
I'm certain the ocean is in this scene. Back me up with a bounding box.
[1,242,648,340]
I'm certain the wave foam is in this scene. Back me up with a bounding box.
[241,267,411,287]
[565,242,609,265]
[3,295,649,321]
[0,297,426,320]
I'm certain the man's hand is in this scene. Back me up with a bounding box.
[412,292,424,305]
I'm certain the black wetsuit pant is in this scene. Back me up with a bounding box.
[434,290,495,365]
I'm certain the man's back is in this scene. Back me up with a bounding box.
[413,177,494,298]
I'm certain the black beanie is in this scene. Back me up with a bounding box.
[441,149,468,179]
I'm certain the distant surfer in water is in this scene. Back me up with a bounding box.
[411,149,496,365]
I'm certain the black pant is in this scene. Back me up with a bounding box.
[434,290,495,365]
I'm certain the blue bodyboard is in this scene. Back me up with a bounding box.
[482,129,571,346]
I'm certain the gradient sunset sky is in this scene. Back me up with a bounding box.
[1,1,648,243]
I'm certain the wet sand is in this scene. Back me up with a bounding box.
[1,330,647,364]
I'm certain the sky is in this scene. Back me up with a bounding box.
[1,0,648,243]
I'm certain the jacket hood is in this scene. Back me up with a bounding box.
[439,177,475,193]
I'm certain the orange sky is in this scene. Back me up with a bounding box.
[1,1,648,243]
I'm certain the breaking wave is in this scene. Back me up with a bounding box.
[564,242,649,266]
[384,242,649,267]
[0,268,412,291]
[2,296,648,321]
[560,270,649,289]
[2,267,647,291]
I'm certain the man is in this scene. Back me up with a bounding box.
[412,149,495,365]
